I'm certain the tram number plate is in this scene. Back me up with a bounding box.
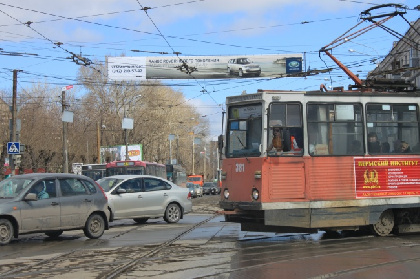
[235,163,245,172]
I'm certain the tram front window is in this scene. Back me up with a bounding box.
[226,104,262,158]
[267,103,303,156]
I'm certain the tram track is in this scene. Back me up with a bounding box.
[102,213,220,279]
[0,224,142,278]
[0,214,220,279]
[2,204,420,278]
[99,232,420,279]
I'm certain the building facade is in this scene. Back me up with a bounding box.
[368,18,420,91]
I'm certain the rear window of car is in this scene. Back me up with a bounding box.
[144,178,171,192]
[59,179,88,196]
[82,180,97,193]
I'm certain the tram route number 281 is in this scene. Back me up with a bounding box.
[236,163,245,172]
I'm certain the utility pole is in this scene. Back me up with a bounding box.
[9,70,19,174]
[203,146,206,180]
[97,122,101,163]
[62,89,69,173]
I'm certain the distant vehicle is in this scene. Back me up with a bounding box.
[194,184,203,197]
[105,160,166,179]
[227,58,261,77]
[0,173,110,245]
[97,175,192,224]
[187,183,197,198]
[202,182,214,195]
[81,164,106,181]
[166,164,187,187]
[211,184,221,195]
[187,175,204,187]
[187,182,202,198]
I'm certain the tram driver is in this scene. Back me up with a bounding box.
[267,127,283,152]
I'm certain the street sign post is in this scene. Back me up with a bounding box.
[7,142,20,154]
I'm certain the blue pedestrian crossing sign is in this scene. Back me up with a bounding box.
[7,142,20,154]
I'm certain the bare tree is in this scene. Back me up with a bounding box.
[76,59,209,174]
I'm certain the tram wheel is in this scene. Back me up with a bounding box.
[372,209,394,236]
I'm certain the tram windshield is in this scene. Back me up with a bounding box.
[226,104,262,158]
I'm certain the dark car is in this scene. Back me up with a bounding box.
[211,183,221,195]
[202,182,214,195]
[0,173,110,245]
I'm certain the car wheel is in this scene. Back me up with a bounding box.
[239,69,243,77]
[227,67,232,76]
[83,213,105,239]
[164,203,181,223]
[0,219,13,245]
[255,71,261,77]
[45,230,63,238]
[133,218,149,224]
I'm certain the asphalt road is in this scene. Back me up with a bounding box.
[2,195,420,279]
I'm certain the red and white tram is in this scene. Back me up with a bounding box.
[219,89,420,236]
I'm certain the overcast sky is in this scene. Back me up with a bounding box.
[0,0,418,139]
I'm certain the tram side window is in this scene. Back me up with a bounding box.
[366,104,419,154]
[267,103,303,156]
[226,104,262,158]
[307,103,363,156]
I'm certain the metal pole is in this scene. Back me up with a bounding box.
[169,139,172,164]
[62,89,69,173]
[203,146,206,180]
[97,122,101,163]
[125,128,129,160]
[192,136,195,175]
[9,70,18,174]
[124,104,129,161]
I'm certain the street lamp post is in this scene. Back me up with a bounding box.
[122,95,141,161]
[168,134,175,164]
[192,136,201,175]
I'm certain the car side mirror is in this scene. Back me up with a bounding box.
[24,193,37,201]
[116,188,127,194]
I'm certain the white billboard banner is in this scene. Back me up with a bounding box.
[108,54,303,81]
[108,57,147,81]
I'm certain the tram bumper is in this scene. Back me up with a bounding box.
[219,200,372,233]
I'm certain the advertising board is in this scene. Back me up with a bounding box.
[108,54,303,81]
[355,157,420,198]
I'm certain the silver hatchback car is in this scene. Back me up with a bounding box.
[97,175,192,224]
[0,173,110,245]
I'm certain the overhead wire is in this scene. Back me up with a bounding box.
[0,1,416,100]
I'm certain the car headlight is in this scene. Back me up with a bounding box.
[223,188,229,199]
[251,188,259,200]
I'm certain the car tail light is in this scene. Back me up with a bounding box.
[95,182,108,201]
[187,191,192,200]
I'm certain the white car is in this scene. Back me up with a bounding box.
[97,175,192,224]
[227,58,261,77]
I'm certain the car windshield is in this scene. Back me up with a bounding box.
[238,58,251,64]
[0,178,34,198]
[203,183,213,188]
[96,178,125,192]
[188,177,201,182]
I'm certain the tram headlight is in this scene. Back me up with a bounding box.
[223,188,229,199]
[252,188,259,200]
